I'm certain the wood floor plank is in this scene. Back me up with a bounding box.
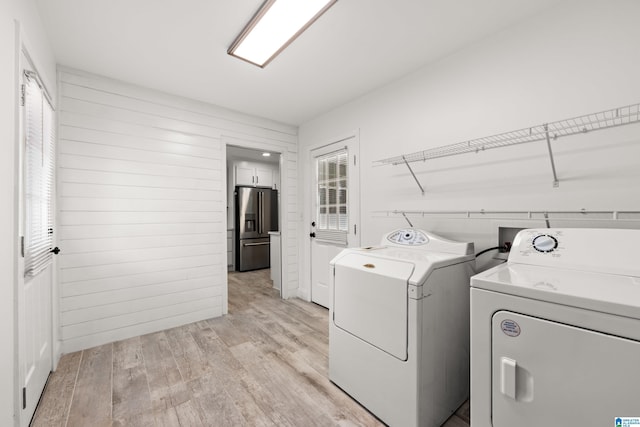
[251,299,316,337]
[189,324,279,427]
[228,310,284,355]
[112,336,152,422]
[65,343,113,427]
[112,411,157,427]
[218,364,283,427]
[287,297,329,318]
[154,406,181,427]
[31,352,81,427]
[173,400,204,427]
[189,326,225,355]
[164,324,211,382]
[230,341,330,427]
[140,331,190,412]
[186,374,247,426]
[298,347,330,378]
[273,299,329,334]
[208,343,282,427]
[206,315,251,347]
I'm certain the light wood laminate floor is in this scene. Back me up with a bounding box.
[32,269,470,426]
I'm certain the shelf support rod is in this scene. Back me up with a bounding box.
[402,156,425,195]
[544,124,560,187]
[401,212,414,228]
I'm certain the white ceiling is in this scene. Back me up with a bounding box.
[36,0,562,126]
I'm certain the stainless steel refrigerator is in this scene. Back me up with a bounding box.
[235,186,278,271]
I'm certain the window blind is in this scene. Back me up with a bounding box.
[315,149,348,245]
[24,71,55,277]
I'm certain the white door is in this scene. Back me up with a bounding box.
[310,133,359,308]
[18,59,55,426]
[492,311,640,427]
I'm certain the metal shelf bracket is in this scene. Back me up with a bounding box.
[402,155,425,195]
[544,124,560,187]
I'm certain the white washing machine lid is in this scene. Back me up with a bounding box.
[332,246,473,285]
[472,262,640,320]
[331,228,474,285]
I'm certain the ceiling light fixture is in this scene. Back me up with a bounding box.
[228,0,338,68]
[262,152,271,157]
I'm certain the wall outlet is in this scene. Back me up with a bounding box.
[497,226,525,258]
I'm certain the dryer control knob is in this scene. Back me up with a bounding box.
[532,234,558,253]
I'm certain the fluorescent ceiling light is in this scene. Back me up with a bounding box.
[262,152,271,157]
[228,0,338,68]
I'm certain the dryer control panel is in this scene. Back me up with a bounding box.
[508,228,640,277]
[513,229,565,257]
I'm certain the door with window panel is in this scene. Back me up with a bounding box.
[310,134,359,308]
[19,63,55,427]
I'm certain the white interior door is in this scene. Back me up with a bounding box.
[18,55,54,426]
[310,133,359,308]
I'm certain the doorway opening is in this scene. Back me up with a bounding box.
[226,146,282,296]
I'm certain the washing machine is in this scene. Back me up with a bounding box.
[471,228,640,427]
[329,228,475,427]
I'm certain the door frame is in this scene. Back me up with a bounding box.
[222,136,293,301]
[306,129,360,303]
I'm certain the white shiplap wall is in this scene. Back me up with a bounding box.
[57,68,298,353]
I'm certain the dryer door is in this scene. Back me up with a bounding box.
[333,253,414,360]
[491,311,640,427]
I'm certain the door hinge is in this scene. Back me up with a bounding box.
[354,224,357,235]
[22,387,26,409]
[353,155,356,166]
[20,84,25,106]
[20,236,24,258]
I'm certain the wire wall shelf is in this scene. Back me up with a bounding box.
[373,102,640,193]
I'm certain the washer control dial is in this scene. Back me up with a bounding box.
[532,234,558,253]
[386,229,429,245]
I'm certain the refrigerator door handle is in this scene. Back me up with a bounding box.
[259,192,265,234]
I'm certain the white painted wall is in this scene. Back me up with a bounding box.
[298,0,640,297]
[57,68,298,353]
[0,1,55,425]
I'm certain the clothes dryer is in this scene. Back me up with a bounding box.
[330,229,475,427]
[471,228,640,427]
